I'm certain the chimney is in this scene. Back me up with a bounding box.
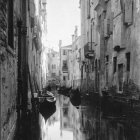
[72,35,75,43]
[75,26,78,38]
[59,40,62,48]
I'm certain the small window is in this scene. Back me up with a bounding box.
[98,59,100,70]
[52,73,56,77]
[63,76,66,81]
[64,122,68,127]
[63,108,68,116]
[118,64,123,91]
[113,57,117,73]
[126,52,130,72]
[106,55,109,63]
[63,50,66,55]
[63,60,67,68]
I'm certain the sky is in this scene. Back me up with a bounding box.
[46,0,80,51]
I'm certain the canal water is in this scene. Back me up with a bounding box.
[39,92,140,140]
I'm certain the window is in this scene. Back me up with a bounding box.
[63,50,66,55]
[81,66,83,79]
[87,0,90,19]
[63,76,66,81]
[8,0,14,48]
[64,122,68,128]
[52,73,56,77]
[124,0,133,25]
[63,60,67,68]
[105,56,109,86]
[63,108,68,116]
[126,52,130,71]
[98,59,100,70]
[113,57,117,73]
[118,64,123,91]
[106,55,109,63]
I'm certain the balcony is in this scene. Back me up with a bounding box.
[84,42,95,59]
[62,66,68,72]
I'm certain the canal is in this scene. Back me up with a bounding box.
[39,92,140,140]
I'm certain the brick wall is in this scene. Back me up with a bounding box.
[0,1,17,140]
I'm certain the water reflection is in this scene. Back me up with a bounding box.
[40,92,140,140]
[40,94,74,140]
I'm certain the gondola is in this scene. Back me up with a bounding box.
[38,91,56,121]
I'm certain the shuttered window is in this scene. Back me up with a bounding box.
[109,12,113,34]
[104,18,110,38]
[124,0,133,25]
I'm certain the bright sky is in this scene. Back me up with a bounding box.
[47,0,80,51]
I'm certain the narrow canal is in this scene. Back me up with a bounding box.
[39,92,140,140]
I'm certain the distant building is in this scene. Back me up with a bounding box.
[47,49,60,86]
[59,41,72,87]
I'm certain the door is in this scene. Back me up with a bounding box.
[118,64,123,92]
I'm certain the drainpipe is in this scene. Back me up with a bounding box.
[17,19,22,139]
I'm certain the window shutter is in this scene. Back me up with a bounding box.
[124,0,133,25]
[104,18,109,38]
[109,12,113,34]
[113,14,123,48]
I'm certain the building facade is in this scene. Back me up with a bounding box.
[59,41,72,87]
[47,49,60,86]
[80,0,140,98]
[0,0,47,139]
[71,27,81,90]
[79,0,140,139]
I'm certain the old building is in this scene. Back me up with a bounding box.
[0,0,47,140]
[80,0,140,98]
[79,0,140,140]
[71,26,81,90]
[80,0,98,95]
[59,41,72,87]
[47,48,60,87]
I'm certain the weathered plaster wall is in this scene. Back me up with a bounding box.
[98,0,140,98]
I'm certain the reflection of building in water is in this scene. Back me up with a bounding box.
[60,95,73,131]
[79,106,96,140]
[60,95,85,140]
[70,105,85,140]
